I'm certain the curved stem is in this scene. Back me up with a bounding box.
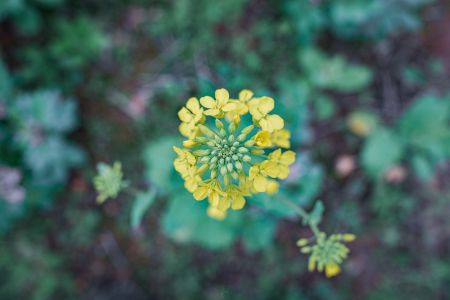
[278,197,321,237]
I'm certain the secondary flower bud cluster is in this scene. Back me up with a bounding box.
[174,88,295,219]
[297,233,356,277]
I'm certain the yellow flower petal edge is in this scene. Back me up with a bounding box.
[173,88,295,219]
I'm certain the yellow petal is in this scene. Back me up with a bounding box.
[222,102,236,112]
[215,88,229,103]
[258,118,272,132]
[200,96,216,108]
[209,191,220,206]
[203,109,220,116]
[253,175,268,192]
[239,89,254,101]
[184,178,198,192]
[269,149,282,160]
[193,187,208,200]
[280,151,296,165]
[258,97,274,114]
[217,197,231,211]
[254,131,272,147]
[207,206,226,220]
[266,180,279,194]
[186,97,200,113]
[173,146,183,156]
[178,107,192,123]
[182,139,196,148]
[231,195,245,210]
[267,114,284,131]
[325,263,341,278]
[277,166,291,179]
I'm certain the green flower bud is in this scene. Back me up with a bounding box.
[193,149,210,156]
[228,122,236,133]
[244,140,255,147]
[238,147,248,153]
[215,119,224,129]
[242,125,254,135]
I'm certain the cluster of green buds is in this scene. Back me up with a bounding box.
[194,120,257,182]
[297,233,356,277]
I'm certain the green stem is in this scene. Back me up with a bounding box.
[278,197,321,237]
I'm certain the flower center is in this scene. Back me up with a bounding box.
[196,121,254,180]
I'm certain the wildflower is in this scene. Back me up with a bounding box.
[200,88,236,118]
[174,88,295,219]
[297,233,356,277]
[262,149,296,179]
[249,163,271,192]
[178,98,205,142]
[248,96,284,132]
[271,129,291,148]
[226,89,254,122]
[253,131,272,147]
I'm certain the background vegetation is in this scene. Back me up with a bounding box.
[1,0,450,299]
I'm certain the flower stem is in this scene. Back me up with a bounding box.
[278,197,321,237]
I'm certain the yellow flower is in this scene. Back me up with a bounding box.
[200,88,236,117]
[226,89,253,122]
[178,121,198,139]
[249,164,271,192]
[178,98,205,142]
[325,263,341,278]
[173,146,196,174]
[271,129,291,148]
[193,179,224,207]
[248,96,284,132]
[263,149,296,179]
[253,131,273,147]
[182,165,202,192]
[178,97,203,124]
[174,88,295,218]
[225,185,246,210]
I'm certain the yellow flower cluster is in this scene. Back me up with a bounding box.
[174,88,295,219]
[297,233,356,277]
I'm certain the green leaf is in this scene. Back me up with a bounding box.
[361,128,404,178]
[144,137,182,191]
[411,155,434,181]
[314,94,336,120]
[397,95,450,160]
[307,200,324,226]
[242,217,276,252]
[0,57,11,99]
[12,90,78,133]
[300,48,372,92]
[162,192,239,249]
[25,135,84,184]
[131,188,157,228]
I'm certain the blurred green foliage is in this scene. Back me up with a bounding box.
[1,0,450,299]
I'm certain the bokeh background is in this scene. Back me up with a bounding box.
[1,0,450,299]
